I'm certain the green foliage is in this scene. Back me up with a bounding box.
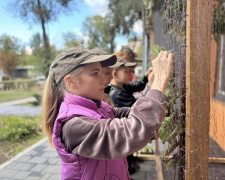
[144,0,186,40]
[141,146,154,154]
[0,115,42,142]
[0,53,19,78]
[29,33,57,77]
[136,46,142,59]
[83,15,115,53]
[30,33,43,57]
[145,0,225,42]
[144,0,164,20]
[0,34,22,54]
[31,93,42,106]
[0,34,23,78]
[0,126,44,164]
[108,0,142,36]
[63,32,80,48]
[164,0,186,40]
[159,82,182,170]
[7,0,76,26]
[0,85,44,103]
[38,46,57,77]
[165,158,180,170]
[0,79,37,90]
[144,0,154,19]
[151,44,166,56]
[19,54,40,66]
[149,44,171,66]
[213,0,225,42]
[7,1,77,77]
[151,44,182,170]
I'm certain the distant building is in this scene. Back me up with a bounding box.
[0,68,4,80]
[128,38,142,53]
[0,68,6,81]
[12,65,36,78]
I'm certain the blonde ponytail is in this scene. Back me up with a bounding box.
[42,77,63,146]
[42,66,84,146]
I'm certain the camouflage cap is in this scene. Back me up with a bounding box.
[91,48,108,55]
[49,47,117,84]
[113,56,137,70]
[91,48,123,69]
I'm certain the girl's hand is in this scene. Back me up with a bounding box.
[151,51,175,92]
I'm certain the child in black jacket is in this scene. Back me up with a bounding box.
[109,57,153,174]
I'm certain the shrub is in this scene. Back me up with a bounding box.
[0,115,42,142]
[31,93,42,106]
[0,79,37,90]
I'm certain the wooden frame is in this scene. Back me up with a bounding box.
[185,0,212,179]
[134,152,225,164]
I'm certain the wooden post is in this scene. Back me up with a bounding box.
[185,0,212,180]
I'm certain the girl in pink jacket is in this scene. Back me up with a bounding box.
[42,47,174,180]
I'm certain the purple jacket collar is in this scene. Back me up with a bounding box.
[64,93,101,110]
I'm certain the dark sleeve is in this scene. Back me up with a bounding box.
[104,86,112,94]
[115,91,136,107]
[123,76,148,93]
[62,88,168,160]
[113,107,130,118]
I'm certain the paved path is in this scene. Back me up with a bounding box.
[0,138,61,180]
[0,138,156,180]
[0,98,36,107]
[0,98,42,116]
[0,137,224,180]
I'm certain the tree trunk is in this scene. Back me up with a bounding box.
[110,29,115,54]
[37,0,51,77]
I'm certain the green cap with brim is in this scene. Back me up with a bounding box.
[49,47,117,84]
[109,61,123,69]
[91,48,123,69]
[113,56,137,70]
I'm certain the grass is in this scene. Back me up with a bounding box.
[0,85,44,103]
[0,133,45,164]
[0,114,45,165]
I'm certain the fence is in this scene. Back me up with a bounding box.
[142,0,225,179]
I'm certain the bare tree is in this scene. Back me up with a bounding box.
[7,0,77,76]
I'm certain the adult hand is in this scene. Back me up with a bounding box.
[151,51,175,93]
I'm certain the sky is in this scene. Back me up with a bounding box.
[0,0,142,54]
